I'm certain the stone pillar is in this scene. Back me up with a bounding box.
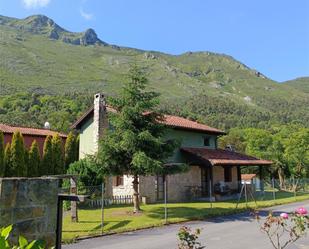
[0,177,59,247]
[93,93,108,153]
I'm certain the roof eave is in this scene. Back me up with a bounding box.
[168,125,226,135]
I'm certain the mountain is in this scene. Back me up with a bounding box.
[0,14,308,131]
[283,77,309,93]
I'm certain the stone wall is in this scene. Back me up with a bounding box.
[139,166,202,203]
[213,166,238,189]
[0,177,59,247]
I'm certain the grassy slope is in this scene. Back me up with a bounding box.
[283,77,309,93]
[0,14,308,129]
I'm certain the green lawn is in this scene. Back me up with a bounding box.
[62,191,309,242]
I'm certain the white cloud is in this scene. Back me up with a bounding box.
[22,0,51,9]
[80,7,94,20]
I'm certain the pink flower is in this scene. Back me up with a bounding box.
[296,207,308,215]
[280,213,289,219]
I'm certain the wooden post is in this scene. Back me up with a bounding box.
[237,166,241,193]
[70,177,78,222]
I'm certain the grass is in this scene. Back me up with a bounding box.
[62,191,309,242]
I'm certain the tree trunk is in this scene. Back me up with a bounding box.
[278,168,285,190]
[132,175,141,213]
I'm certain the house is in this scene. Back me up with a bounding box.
[72,93,272,203]
[0,123,67,156]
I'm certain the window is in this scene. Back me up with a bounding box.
[204,137,210,146]
[113,175,124,186]
[224,167,232,182]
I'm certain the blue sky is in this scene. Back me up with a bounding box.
[1,0,309,82]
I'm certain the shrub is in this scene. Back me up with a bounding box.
[65,157,103,189]
[0,225,45,249]
[256,207,309,249]
[177,226,205,249]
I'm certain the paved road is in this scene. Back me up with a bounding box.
[64,201,309,249]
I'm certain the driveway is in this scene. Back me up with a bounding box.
[63,201,309,249]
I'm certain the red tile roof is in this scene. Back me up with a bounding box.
[71,105,225,135]
[0,124,67,137]
[160,115,224,134]
[241,174,257,181]
[181,147,272,166]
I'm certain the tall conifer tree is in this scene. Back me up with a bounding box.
[28,140,40,177]
[52,134,64,175]
[0,131,4,177]
[97,65,180,213]
[4,143,12,177]
[65,132,77,170]
[41,135,53,175]
[11,131,26,176]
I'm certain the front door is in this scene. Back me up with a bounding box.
[201,167,210,197]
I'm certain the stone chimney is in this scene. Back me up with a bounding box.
[93,93,108,153]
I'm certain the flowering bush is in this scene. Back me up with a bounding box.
[177,226,205,249]
[256,207,309,249]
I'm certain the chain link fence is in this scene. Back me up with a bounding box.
[61,178,309,242]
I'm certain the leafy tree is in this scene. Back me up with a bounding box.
[11,131,26,176]
[0,131,4,177]
[218,128,246,153]
[75,135,80,161]
[97,65,179,213]
[244,128,273,160]
[284,128,309,178]
[268,135,287,188]
[52,134,64,175]
[3,143,12,177]
[41,135,53,175]
[65,132,78,170]
[28,140,40,177]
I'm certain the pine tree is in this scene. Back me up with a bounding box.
[41,135,53,175]
[11,131,26,176]
[52,134,64,175]
[4,143,12,177]
[97,65,180,213]
[65,132,78,170]
[0,131,4,177]
[28,140,40,177]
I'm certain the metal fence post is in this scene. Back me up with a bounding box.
[70,177,78,222]
[101,182,104,234]
[164,176,167,224]
[272,177,276,201]
[209,179,213,209]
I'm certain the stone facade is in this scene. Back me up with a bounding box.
[112,175,134,196]
[115,166,239,203]
[0,177,59,247]
[119,166,202,203]
[213,166,238,189]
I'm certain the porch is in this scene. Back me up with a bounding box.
[181,147,272,201]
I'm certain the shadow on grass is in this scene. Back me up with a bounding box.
[146,206,256,223]
[63,219,132,233]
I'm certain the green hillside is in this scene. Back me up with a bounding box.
[284,77,309,93]
[0,14,308,131]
